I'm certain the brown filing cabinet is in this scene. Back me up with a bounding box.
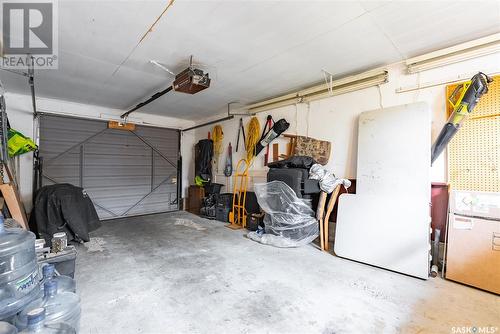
[187,185,205,215]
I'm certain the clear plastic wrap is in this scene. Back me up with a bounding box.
[309,164,351,193]
[249,181,318,247]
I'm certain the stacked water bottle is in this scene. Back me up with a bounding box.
[0,214,81,333]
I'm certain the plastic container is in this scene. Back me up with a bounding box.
[15,281,81,332]
[0,215,40,320]
[39,265,76,295]
[18,308,75,334]
[0,322,18,334]
[50,234,67,254]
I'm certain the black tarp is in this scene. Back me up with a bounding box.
[29,184,101,246]
[267,155,317,170]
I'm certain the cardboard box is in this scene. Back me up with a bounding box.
[446,214,500,294]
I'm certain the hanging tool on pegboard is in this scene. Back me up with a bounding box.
[235,118,246,152]
[224,142,233,177]
[431,72,493,164]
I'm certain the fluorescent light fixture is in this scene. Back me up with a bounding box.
[405,33,500,74]
[248,69,389,114]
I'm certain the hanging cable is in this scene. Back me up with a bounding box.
[414,72,421,102]
[294,104,298,134]
[306,102,311,137]
[245,117,260,162]
[377,84,384,109]
[322,69,334,95]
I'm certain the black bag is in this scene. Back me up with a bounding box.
[255,118,290,155]
[267,155,317,170]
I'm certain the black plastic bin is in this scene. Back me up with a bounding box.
[204,183,224,195]
[215,193,233,222]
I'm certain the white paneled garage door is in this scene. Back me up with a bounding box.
[38,114,180,219]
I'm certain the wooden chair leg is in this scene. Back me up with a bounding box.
[323,185,341,251]
[317,191,327,251]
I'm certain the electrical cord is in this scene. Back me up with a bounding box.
[212,125,223,172]
[245,117,260,162]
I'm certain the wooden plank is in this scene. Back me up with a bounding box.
[272,143,279,162]
[316,191,327,251]
[323,185,341,251]
[0,183,28,229]
[290,137,297,156]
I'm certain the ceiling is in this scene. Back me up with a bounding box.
[1,1,499,121]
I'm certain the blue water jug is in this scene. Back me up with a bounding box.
[15,281,80,332]
[0,215,40,320]
[18,308,75,334]
[39,265,76,295]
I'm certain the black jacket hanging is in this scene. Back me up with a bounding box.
[195,139,213,182]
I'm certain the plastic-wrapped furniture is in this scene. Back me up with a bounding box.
[248,181,318,247]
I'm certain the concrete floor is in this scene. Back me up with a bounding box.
[76,211,499,334]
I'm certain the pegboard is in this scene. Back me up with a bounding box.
[447,75,500,192]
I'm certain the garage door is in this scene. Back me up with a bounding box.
[38,114,180,219]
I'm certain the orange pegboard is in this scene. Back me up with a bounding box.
[447,75,500,192]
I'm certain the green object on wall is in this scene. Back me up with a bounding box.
[194,175,208,186]
[8,129,37,157]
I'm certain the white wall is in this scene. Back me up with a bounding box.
[189,53,500,193]
[179,130,196,199]
[5,52,499,209]
[6,94,35,210]
[4,92,196,211]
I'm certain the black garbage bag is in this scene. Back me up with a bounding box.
[29,184,101,246]
[267,156,317,170]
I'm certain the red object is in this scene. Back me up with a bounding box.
[207,132,211,140]
[431,182,449,242]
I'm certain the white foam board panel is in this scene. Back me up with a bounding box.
[334,102,431,279]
